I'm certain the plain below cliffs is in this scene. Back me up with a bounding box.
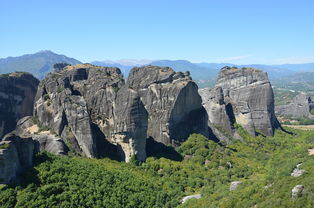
[33,64,208,162]
[0,72,39,139]
[199,66,281,140]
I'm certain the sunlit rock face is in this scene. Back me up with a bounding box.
[126,66,209,146]
[0,72,39,139]
[200,66,280,138]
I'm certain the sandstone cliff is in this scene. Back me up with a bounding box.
[200,66,280,138]
[0,72,39,138]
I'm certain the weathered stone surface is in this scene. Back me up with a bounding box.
[181,194,202,203]
[276,93,314,119]
[34,64,124,158]
[112,87,148,162]
[230,181,243,191]
[0,133,36,184]
[200,67,280,137]
[32,64,209,161]
[0,72,39,138]
[127,66,209,145]
[291,163,305,177]
[291,185,304,199]
[13,116,68,155]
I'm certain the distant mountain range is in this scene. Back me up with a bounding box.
[0,50,81,79]
[1,51,314,88]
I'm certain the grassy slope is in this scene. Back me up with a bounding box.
[1,128,314,207]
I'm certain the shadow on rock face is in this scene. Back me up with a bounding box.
[91,123,120,161]
[146,137,183,161]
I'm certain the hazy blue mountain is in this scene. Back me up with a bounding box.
[0,50,81,79]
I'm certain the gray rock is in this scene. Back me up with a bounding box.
[0,72,39,138]
[230,181,243,191]
[32,64,210,161]
[200,67,281,138]
[276,93,314,119]
[291,163,305,177]
[181,194,202,203]
[13,116,68,155]
[34,64,124,158]
[291,185,304,199]
[0,133,36,184]
[127,66,209,145]
[112,87,148,162]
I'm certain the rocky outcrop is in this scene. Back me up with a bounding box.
[291,185,304,199]
[34,64,124,158]
[32,64,209,161]
[200,67,280,137]
[127,66,209,145]
[291,163,305,177]
[181,194,202,203]
[275,93,314,119]
[230,181,243,191]
[0,72,39,138]
[13,116,68,155]
[0,133,36,184]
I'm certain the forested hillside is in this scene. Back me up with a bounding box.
[1,127,314,208]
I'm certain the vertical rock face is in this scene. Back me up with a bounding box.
[0,133,36,184]
[33,64,209,160]
[0,72,39,138]
[127,66,209,145]
[275,93,314,119]
[113,87,148,162]
[200,67,280,137]
[34,64,124,158]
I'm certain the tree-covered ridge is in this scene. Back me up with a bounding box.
[1,128,314,208]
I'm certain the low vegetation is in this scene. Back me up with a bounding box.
[1,128,314,207]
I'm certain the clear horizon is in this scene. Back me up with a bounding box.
[1,0,314,65]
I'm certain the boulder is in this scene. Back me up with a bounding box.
[291,185,304,199]
[291,163,305,177]
[0,72,39,138]
[200,67,281,138]
[181,194,202,203]
[230,181,243,191]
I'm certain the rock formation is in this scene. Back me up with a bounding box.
[32,64,208,161]
[33,64,124,158]
[230,181,243,191]
[127,66,209,146]
[13,116,68,155]
[275,93,314,119]
[291,185,304,199]
[200,66,280,138]
[0,133,36,184]
[0,72,39,138]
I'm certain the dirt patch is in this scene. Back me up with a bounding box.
[27,125,39,134]
[308,148,314,155]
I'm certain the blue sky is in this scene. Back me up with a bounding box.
[1,0,313,64]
